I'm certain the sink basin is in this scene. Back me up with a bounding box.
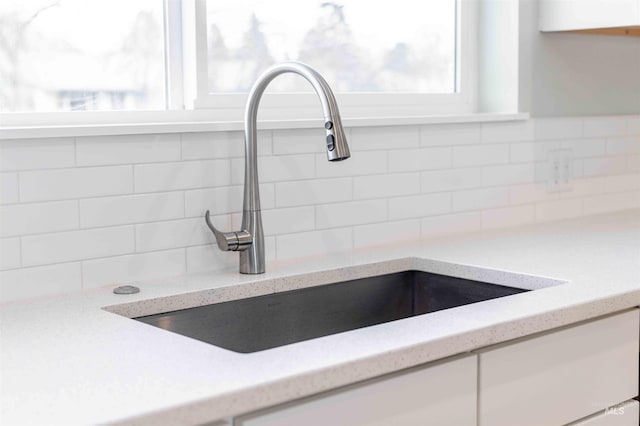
[134,270,528,353]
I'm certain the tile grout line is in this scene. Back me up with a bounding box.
[73,137,78,166]
[15,171,21,203]
[79,261,84,289]
[18,237,23,268]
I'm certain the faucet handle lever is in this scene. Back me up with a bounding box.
[205,210,252,252]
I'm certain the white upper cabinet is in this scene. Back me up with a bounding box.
[540,0,640,35]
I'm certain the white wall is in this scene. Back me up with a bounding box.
[1,116,639,302]
[519,0,640,117]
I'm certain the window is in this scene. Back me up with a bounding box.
[195,0,477,118]
[0,0,477,120]
[205,0,457,94]
[0,0,165,112]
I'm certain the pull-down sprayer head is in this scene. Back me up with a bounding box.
[313,66,350,162]
[324,109,350,162]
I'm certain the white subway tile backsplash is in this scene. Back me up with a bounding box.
[604,173,640,193]
[583,116,627,138]
[276,178,352,207]
[627,116,640,135]
[0,138,75,171]
[273,128,327,154]
[0,173,19,204]
[350,126,419,151]
[181,130,272,159]
[0,201,78,237]
[3,115,639,303]
[582,191,640,216]
[452,187,510,212]
[561,138,606,158]
[388,147,452,172]
[453,144,510,167]
[421,212,482,239]
[509,183,551,205]
[606,137,640,156]
[315,151,387,178]
[76,134,180,166]
[481,120,534,143]
[186,244,238,274]
[276,228,352,260]
[534,118,583,141]
[582,157,629,177]
[629,155,640,173]
[20,166,133,202]
[558,177,604,199]
[253,206,315,236]
[185,184,274,217]
[185,186,239,217]
[354,219,420,249]
[535,198,583,222]
[421,168,482,193]
[0,238,20,270]
[482,164,536,187]
[181,131,246,159]
[354,173,420,200]
[231,155,315,184]
[135,160,230,192]
[79,192,184,228]
[420,123,480,146]
[509,141,561,164]
[135,217,215,252]
[388,193,451,220]
[570,158,585,179]
[315,200,387,229]
[22,226,134,267]
[82,249,186,289]
[482,205,536,230]
[0,263,82,302]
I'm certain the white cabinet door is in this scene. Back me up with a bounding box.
[479,309,639,426]
[234,355,477,426]
[540,0,640,32]
[567,400,639,426]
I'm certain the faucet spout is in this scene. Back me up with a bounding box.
[206,61,350,274]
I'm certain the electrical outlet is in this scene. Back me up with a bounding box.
[547,149,573,193]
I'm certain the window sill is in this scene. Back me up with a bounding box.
[0,112,530,140]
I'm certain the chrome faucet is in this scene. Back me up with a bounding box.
[205,62,351,274]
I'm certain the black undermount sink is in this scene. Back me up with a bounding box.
[134,270,528,353]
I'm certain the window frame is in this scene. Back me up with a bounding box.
[0,0,173,115]
[0,0,481,129]
[0,0,185,123]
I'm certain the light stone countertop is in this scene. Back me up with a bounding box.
[1,210,639,425]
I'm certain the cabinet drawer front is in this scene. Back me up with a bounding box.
[479,309,640,426]
[235,355,477,426]
[567,400,639,426]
